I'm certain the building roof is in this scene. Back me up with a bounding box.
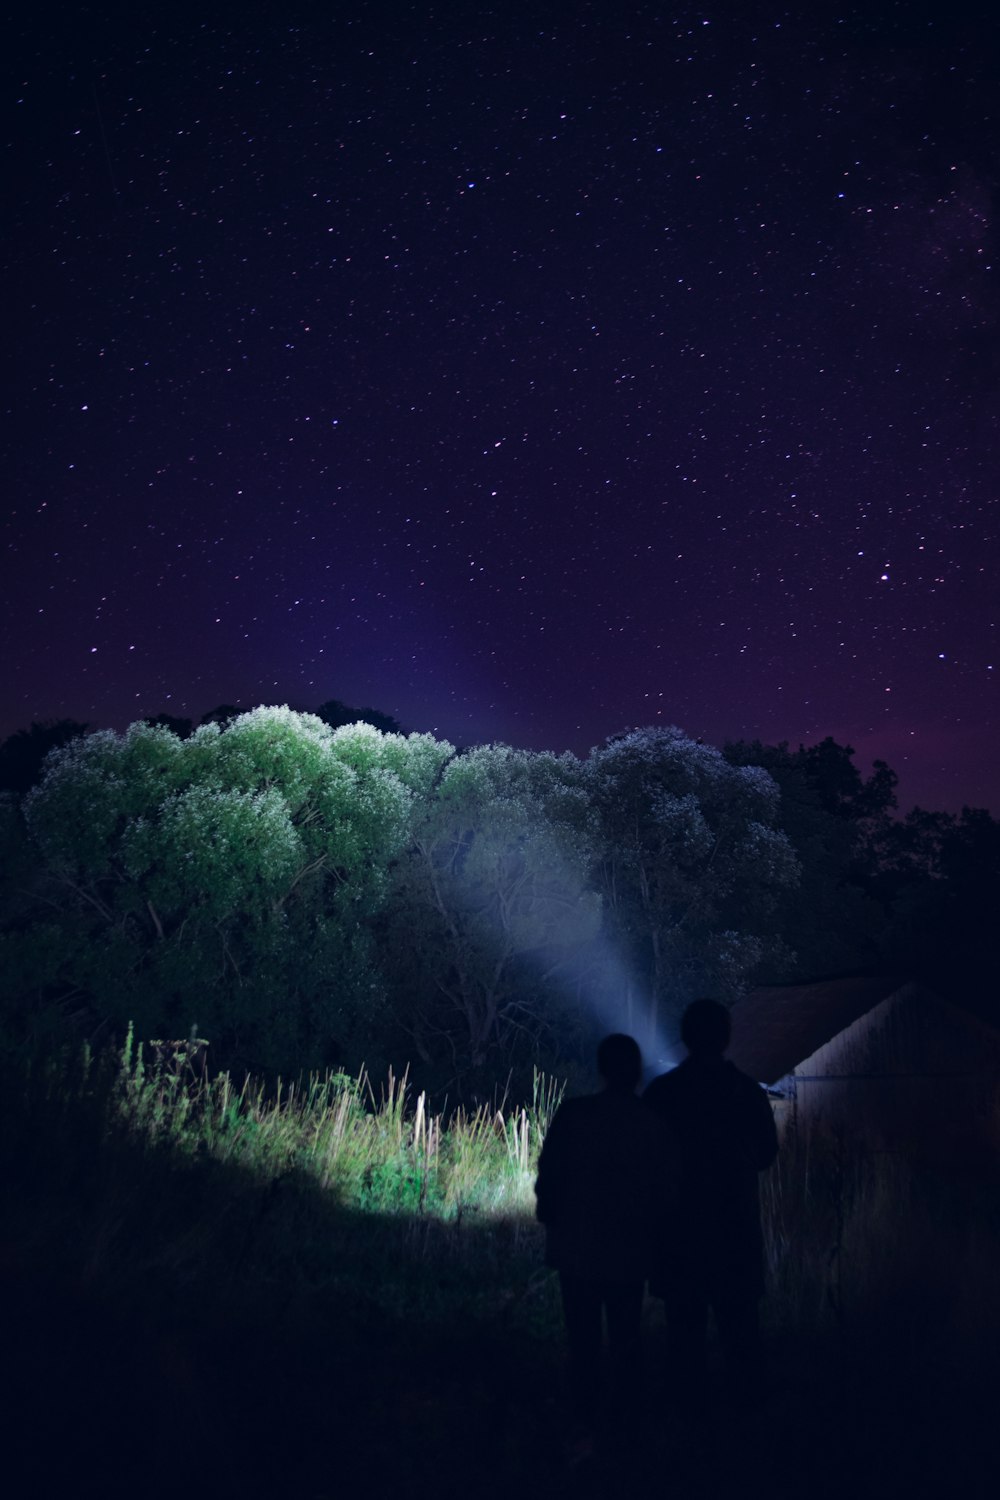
[728,975,912,1086]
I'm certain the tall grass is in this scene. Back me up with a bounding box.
[7,1029,998,1366]
[0,1035,576,1496]
[108,1027,562,1219]
[0,1029,570,1352]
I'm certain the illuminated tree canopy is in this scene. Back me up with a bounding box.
[9,710,445,1070]
[2,706,997,1089]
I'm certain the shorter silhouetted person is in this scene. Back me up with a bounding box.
[535,1033,675,1456]
[644,998,778,1412]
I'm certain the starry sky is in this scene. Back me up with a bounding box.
[5,0,998,811]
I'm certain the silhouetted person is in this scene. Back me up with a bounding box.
[644,998,778,1412]
[535,1033,675,1456]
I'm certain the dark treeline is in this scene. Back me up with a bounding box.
[1,705,997,1096]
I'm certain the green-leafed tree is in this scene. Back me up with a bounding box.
[381,744,600,1088]
[585,728,800,1047]
[5,709,448,1071]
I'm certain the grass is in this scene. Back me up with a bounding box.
[112,1026,562,1217]
[1,1033,573,1496]
[2,1034,999,1497]
[1,1029,565,1328]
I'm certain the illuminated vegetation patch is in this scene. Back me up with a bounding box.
[111,1025,561,1222]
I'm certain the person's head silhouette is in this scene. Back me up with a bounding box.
[597,1032,642,1092]
[680,998,731,1058]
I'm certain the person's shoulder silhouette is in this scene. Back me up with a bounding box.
[644,999,777,1174]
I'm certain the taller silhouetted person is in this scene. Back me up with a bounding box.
[644,998,778,1413]
[535,1033,675,1460]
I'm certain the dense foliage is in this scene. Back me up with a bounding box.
[1,708,997,1089]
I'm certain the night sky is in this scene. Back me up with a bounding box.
[6,1,999,812]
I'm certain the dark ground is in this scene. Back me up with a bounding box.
[3,1270,996,1500]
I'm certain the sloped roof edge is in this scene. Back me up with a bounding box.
[729,974,915,1085]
